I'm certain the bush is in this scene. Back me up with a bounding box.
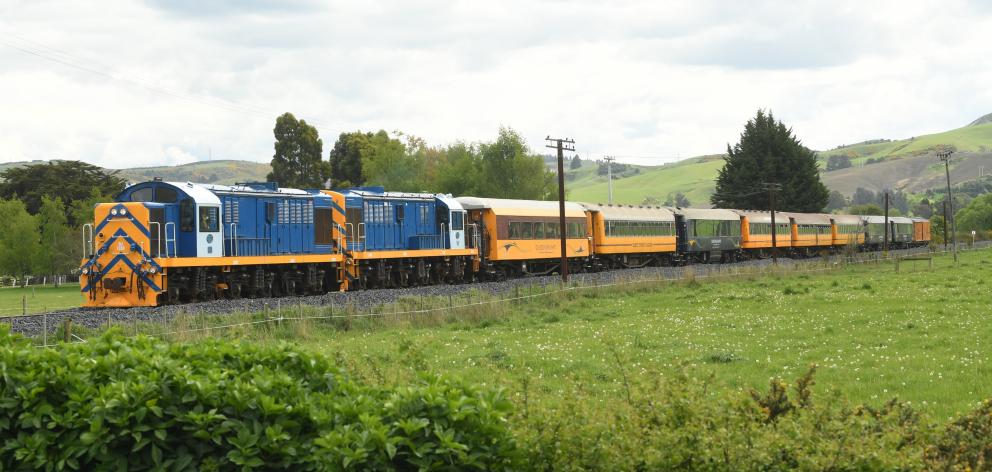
[517,366,930,470]
[0,328,518,470]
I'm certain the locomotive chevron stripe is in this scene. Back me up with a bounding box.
[81,254,162,292]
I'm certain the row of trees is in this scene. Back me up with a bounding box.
[267,113,557,200]
[0,161,123,279]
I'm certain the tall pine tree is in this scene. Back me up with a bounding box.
[711,110,828,212]
[267,112,330,188]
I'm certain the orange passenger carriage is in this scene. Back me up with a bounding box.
[580,203,677,268]
[830,214,865,247]
[731,210,791,254]
[456,197,590,278]
[780,212,833,254]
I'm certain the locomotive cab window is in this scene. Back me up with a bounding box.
[131,187,154,202]
[180,199,194,232]
[155,187,177,203]
[451,211,464,230]
[199,207,219,232]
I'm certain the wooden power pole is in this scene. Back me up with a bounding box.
[546,136,575,283]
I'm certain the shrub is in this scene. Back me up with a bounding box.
[516,366,929,470]
[0,328,518,470]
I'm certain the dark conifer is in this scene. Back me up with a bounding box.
[711,109,829,212]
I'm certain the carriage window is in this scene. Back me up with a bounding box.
[533,222,545,239]
[180,199,194,232]
[546,222,560,239]
[509,222,521,238]
[199,207,219,232]
[520,222,533,239]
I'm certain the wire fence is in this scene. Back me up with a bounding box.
[21,242,992,349]
[0,274,78,288]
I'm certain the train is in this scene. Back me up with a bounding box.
[79,180,931,307]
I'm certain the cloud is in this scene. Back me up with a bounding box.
[143,0,320,17]
[0,0,990,170]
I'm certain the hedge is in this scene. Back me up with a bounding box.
[0,328,518,470]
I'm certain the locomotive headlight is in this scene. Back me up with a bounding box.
[149,267,156,274]
[110,209,118,216]
[81,268,89,275]
[119,208,127,216]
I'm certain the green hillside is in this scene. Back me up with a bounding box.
[116,160,271,185]
[0,159,271,185]
[566,156,723,207]
[566,119,992,205]
[821,122,992,163]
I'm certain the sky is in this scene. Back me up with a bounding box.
[1,0,991,169]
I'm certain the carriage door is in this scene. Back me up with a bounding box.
[448,210,465,249]
[675,215,689,253]
[196,204,223,257]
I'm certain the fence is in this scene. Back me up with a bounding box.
[0,274,78,288]
[14,241,990,349]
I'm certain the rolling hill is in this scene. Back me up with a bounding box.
[116,160,271,185]
[567,118,992,206]
[0,159,271,185]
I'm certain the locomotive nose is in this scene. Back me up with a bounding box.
[80,203,165,307]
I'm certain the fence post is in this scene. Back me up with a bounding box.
[62,319,72,343]
[22,295,26,316]
[43,313,47,347]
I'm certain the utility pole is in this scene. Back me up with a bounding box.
[762,182,782,265]
[937,148,958,262]
[604,156,616,204]
[546,136,575,283]
[883,192,889,254]
[943,200,949,251]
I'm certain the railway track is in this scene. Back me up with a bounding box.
[0,246,960,338]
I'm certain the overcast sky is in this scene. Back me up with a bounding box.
[2,0,991,169]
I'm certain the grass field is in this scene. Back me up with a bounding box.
[0,285,79,316]
[16,249,992,421]
[247,248,992,421]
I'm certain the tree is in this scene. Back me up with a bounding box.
[847,204,884,216]
[825,190,848,212]
[328,131,373,188]
[0,161,125,223]
[711,110,828,212]
[664,192,690,208]
[851,187,876,206]
[267,112,329,188]
[0,199,40,278]
[955,193,992,233]
[433,142,481,197]
[825,155,852,171]
[361,131,420,192]
[476,127,551,200]
[34,196,74,278]
[569,155,582,170]
[913,199,934,219]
